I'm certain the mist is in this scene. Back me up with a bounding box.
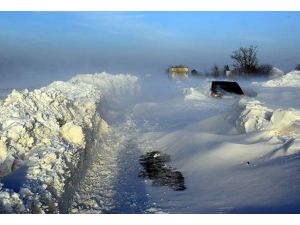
[1,12,300,90]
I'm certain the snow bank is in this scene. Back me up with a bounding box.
[262,70,300,87]
[228,69,300,135]
[0,72,139,213]
[70,73,140,104]
[228,98,300,142]
[227,98,272,133]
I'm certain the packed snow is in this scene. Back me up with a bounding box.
[1,70,300,213]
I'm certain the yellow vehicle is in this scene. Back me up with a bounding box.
[169,65,189,79]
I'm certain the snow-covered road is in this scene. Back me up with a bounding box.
[70,118,156,213]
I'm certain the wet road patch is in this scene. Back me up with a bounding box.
[138,151,186,191]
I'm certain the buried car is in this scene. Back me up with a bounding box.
[210,81,244,98]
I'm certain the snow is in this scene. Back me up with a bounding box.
[99,118,110,134]
[0,72,139,213]
[1,70,300,213]
[132,73,300,213]
[228,98,300,144]
[0,140,7,164]
[269,67,284,78]
[60,122,86,148]
[228,98,273,133]
[262,70,300,87]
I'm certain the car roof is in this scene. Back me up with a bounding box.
[211,81,239,84]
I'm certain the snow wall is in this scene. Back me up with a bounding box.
[0,73,139,213]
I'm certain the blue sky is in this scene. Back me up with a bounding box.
[0,12,300,86]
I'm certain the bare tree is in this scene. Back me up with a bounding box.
[211,64,220,77]
[223,64,230,75]
[230,46,258,74]
[257,64,273,74]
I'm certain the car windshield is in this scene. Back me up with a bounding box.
[211,81,244,95]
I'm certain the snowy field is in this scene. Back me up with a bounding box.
[1,70,300,213]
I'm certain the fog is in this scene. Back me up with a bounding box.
[1,12,300,90]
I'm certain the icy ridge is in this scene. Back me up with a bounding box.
[0,72,139,213]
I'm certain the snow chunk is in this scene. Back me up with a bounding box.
[60,122,85,148]
[99,118,110,134]
[183,87,207,101]
[0,189,25,213]
[268,109,300,137]
[228,98,272,133]
[0,139,7,164]
[270,109,300,129]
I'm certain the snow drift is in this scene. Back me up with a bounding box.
[227,98,273,133]
[0,72,139,213]
[228,98,300,141]
[262,70,300,87]
[135,72,300,213]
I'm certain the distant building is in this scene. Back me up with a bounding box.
[169,65,189,78]
[225,70,232,77]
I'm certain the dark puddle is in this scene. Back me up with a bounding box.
[138,151,186,191]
